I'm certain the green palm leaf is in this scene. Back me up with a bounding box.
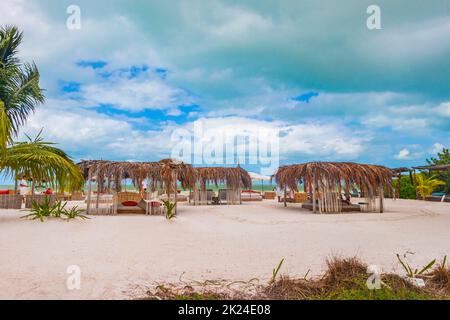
[0,25,44,150]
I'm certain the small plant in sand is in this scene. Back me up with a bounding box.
[396,253,436,278]
[21,199,89,222]
[427,256,450,291]
[63,207,90,221]
[162,200,176,220]
[271,258,285,283]
[21,197,58,222]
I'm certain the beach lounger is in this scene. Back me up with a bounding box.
[241,190,263,202]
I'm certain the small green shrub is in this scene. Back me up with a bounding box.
[392,176,417,199]
[21,198,58,222]
[162,200,176,220]
[21,199,89,222]
[396,253,435,278]
[63,207,90,220]
[271,258,285,283]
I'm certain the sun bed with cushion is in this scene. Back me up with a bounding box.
[241,190,263,201]
[115,192,145,214]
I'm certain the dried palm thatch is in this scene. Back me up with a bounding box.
[275,162,394,213]
[194,166,252,190]
[77,159,196,194]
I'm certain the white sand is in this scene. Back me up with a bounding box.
[0,199,449,299]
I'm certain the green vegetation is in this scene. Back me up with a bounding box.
[322,277,434,300]
[396,253,435,278]
[392,147,449,200]
[144,255,450,300]
[63,206,90,220]
[21,198,89,222]
[392,175,417,199]
[174,293,223,300]
[414,174,445,200]
[0,25,83,192]
[162,200,176,220]
[271,258,285,283]
[429,256,450,292]
[426,148,450,193]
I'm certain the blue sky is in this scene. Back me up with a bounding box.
[2,0,449,174]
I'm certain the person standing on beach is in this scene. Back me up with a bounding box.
[19,176,28,196]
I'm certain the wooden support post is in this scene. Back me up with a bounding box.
[95,173,100,210]
[173,171,178,215]
[312,181,316,213]
[412,169,418,199]
[86,170,92,215]
[239,187,242,205]
[283,183,287,208]
[379,186,384,213]
[145,175,149,215]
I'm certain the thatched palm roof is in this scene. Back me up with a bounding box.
[77,159,196,191]
[194,166,252,190]
[275,162,394,195]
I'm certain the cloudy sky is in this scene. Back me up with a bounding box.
[2,0,449,173]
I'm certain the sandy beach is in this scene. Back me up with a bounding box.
[0,199,449,299]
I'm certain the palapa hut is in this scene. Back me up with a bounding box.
[78,159,196,214]
[275,162,394,213]
[193,166,252,205]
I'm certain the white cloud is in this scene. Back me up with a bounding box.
[81,75,190,112]
[279,123,368,159]
[436,102,450,117]
[364,17,450,64]
[20,107,367,164]
[363,115,429,134]
[395,149,411,160]
[394,148,422,160]
[429,143,445,154]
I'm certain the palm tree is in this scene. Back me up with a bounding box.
[414,174,445,200]
[0,25,44,151]
[0,25,83,192]
[3,131,84,192]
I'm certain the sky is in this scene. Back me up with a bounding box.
[1,0,450,175]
